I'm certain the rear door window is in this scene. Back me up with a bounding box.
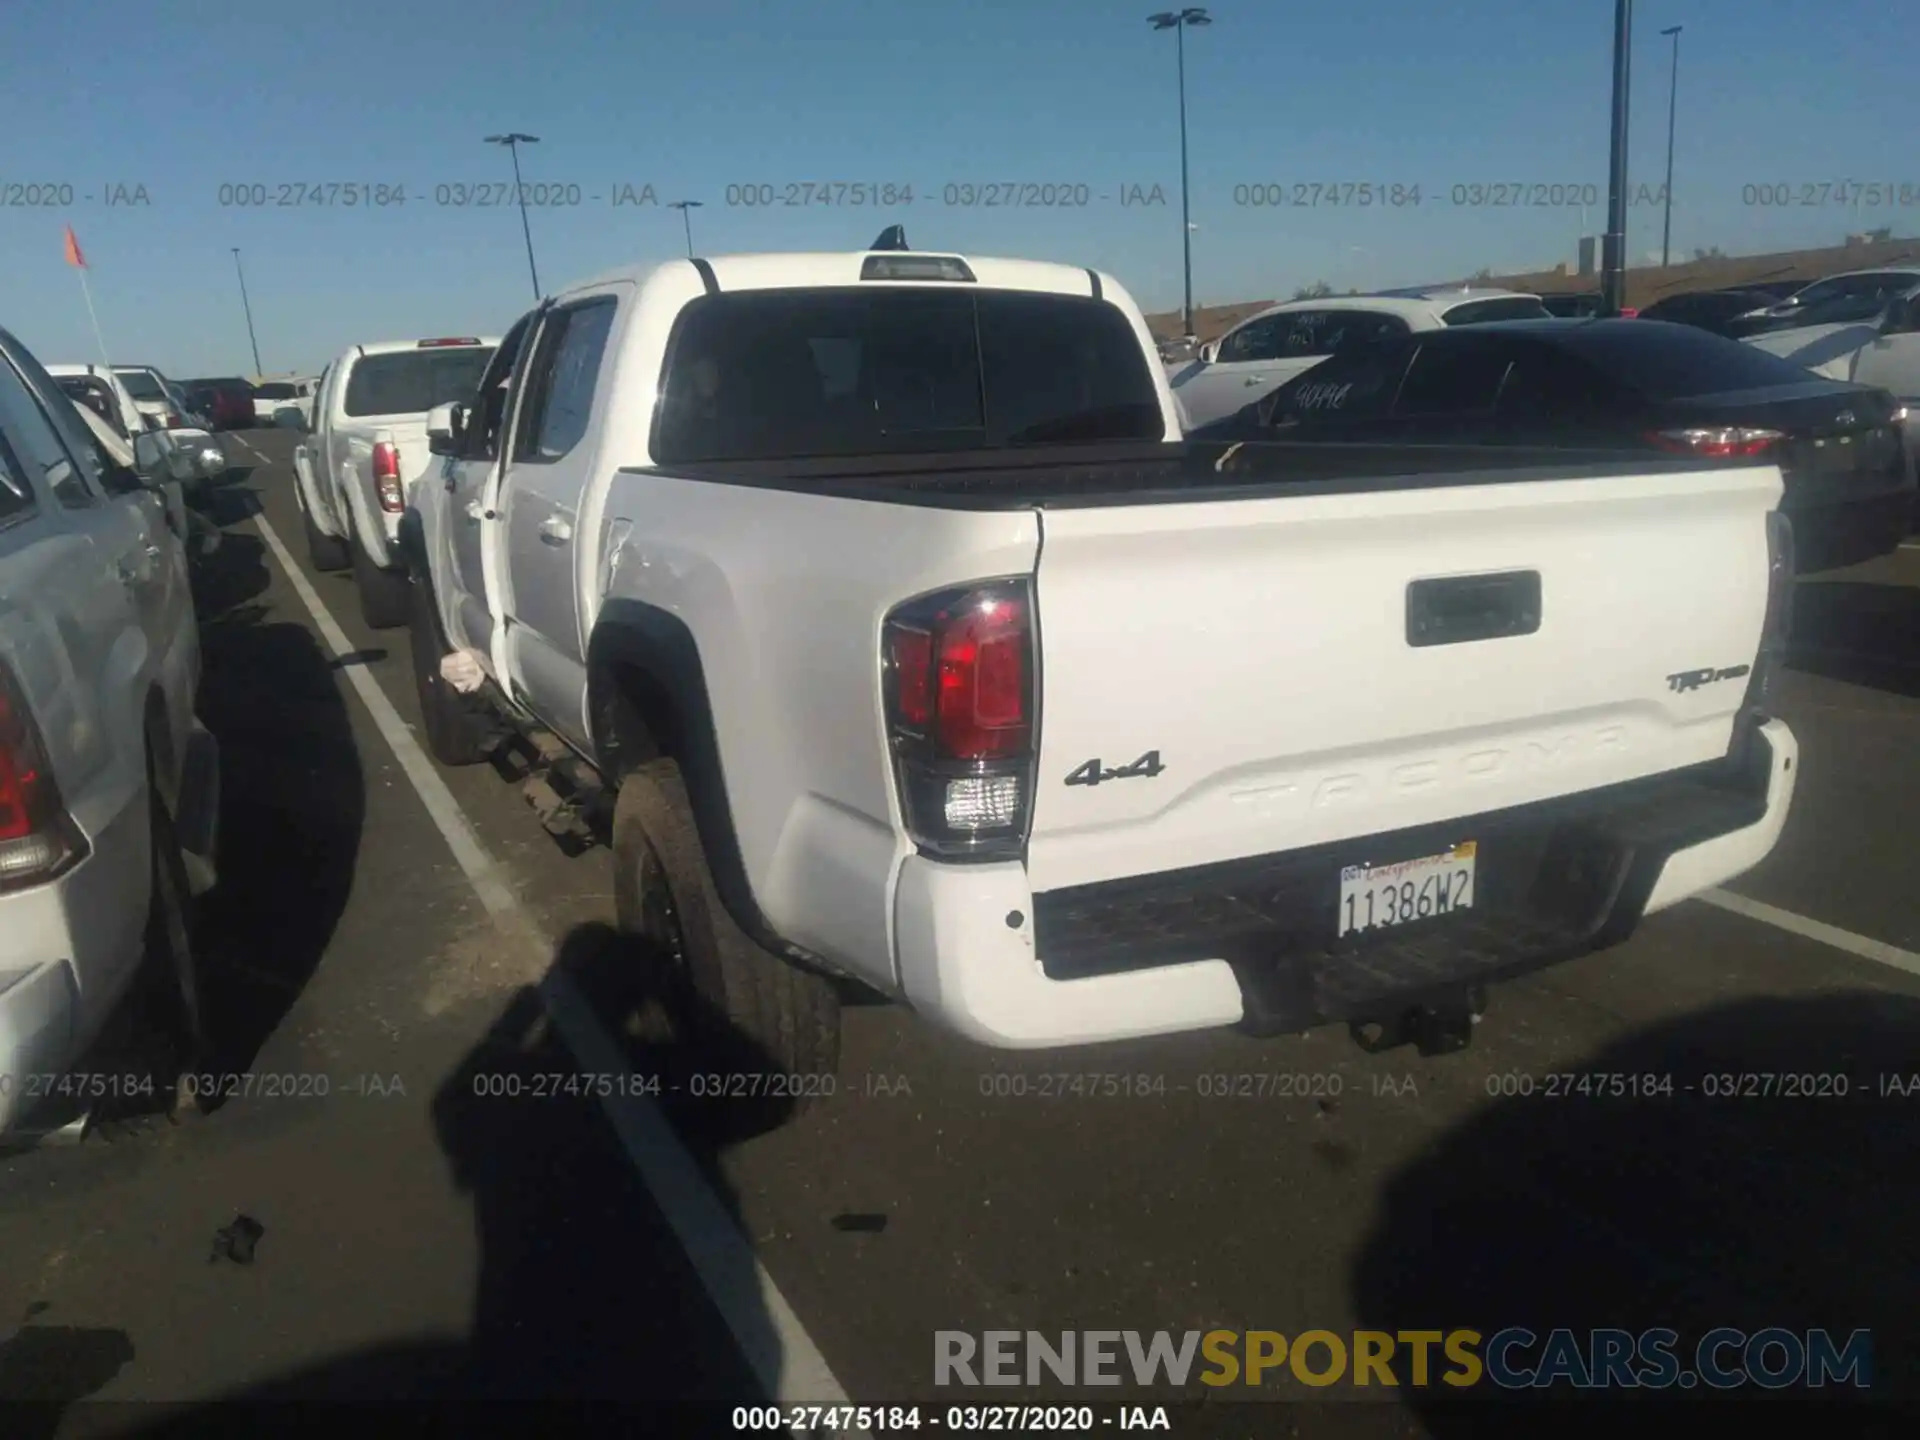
[514,299,617,461]
[1494,345,1631,425]
[1259,343,1411,426]
[0,350,97,508]
[1393,338,1515,416]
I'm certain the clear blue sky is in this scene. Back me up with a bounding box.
[3,0,1912,376]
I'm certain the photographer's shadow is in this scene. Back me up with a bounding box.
[110,920,793,1434]
[1352,991,1920,1434]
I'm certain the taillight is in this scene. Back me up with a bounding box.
[1620,307,1639,318]
[882,580,1037,859]
[1647,426,1784,457]
[165,413,182,429]
[0,661,89,892]
[373,441,404,512]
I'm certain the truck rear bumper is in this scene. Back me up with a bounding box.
[894,719,1796,1050]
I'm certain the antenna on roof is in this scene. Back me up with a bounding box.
[870,225,908,252]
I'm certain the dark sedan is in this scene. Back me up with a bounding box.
[1190,318,1915,572]
[182,376,256,430]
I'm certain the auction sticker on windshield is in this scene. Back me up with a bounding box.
[1338,842,1476,937]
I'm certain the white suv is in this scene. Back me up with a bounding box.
[1168,287,1550,430]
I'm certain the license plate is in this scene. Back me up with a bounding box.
[1337,842,1477,938]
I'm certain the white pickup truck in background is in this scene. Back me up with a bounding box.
[293,337,497,627]
[397,242,1798,1106]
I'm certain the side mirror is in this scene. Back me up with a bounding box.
[131,431,173,486]
[426,401,464,455]
[1198,340,1220,364]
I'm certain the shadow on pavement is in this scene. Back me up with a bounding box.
[1352,992,1920,1435]
[48,921,790,1437]
[1788,579,1920,698]
[180,483,364,1099]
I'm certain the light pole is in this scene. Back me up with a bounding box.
[1601,0,1633,316]
[231,247,263,376]
[668,200,703,257]
[1149,7,1211,341]
[484,132,542,300]
[1659,24,1682,267]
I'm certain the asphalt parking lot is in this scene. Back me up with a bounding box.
[2,429,1918,1435]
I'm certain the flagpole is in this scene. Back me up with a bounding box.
[76,264,113,373]
[64,225,112,372]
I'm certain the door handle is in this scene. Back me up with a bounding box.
[465,500,484,521]
[538,515,573,545]
[1244,376,1270,385]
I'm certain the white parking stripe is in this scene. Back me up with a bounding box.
[232,436,268,463]
[248,511,857,1420]
[1700,888,1920,979]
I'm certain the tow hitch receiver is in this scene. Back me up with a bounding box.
[1350,986,1488,1058]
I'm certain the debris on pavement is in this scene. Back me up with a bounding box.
[209,1215,265,1265]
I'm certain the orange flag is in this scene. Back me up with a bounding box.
[63,225,86,269]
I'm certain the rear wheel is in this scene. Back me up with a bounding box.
[613,758,840,1121]
[409,572,496,766]
[303,505,350,572]
[139,770,208,1116]
[353,534,411,629]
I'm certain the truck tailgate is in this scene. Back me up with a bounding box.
[1024,464,1780,894]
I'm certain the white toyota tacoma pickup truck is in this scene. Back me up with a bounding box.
[399,242,1798,1093]
[293,337,498,628]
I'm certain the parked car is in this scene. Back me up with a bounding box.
[292,337,498,628]
[1166,287,1551,429]
[1740,278,1920,425]
[251,376,318,427]
[181,377,256,431]
[393,245,1795,1107]
[1638,288,1791,338]
[0,323,220,1139]
[1192,317,1914,571]
[47,365,228,496]
[1730,267,1920,336]
[112,366,206,431]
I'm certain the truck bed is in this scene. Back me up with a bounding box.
[627,439,1751,509]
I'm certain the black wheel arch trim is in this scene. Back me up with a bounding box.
[587,598,796,960]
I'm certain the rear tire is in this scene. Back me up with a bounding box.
[303,507,350,572]
[353,535,411,629]
[409,572,495,766]
[613,758,840,1119]
[141,771,208,1116]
